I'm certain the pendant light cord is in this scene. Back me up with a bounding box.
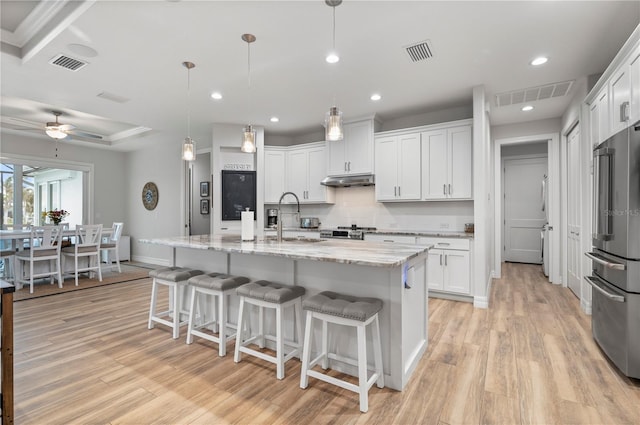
[332,5,336,54]
[187,66,191,138]
[247,40,251,123]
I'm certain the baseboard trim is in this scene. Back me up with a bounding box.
[581,299,592,315]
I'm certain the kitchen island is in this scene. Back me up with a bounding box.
[140,234,431,391]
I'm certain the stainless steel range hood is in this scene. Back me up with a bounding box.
[320,174,375,187]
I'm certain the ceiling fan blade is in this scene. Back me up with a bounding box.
[58,124,75,131]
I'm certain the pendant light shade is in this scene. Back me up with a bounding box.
[181,61,196,161]
[182,137,196,161]
[241,125,256,153]
[241,33,257,153]
[325,106,344,141]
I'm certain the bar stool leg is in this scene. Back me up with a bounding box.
[294,298,304,359]
[186,286,197,344]
[357,323,369,413]
[373,315,384,388]
[234,297,246,363]
[172,283,180,339]
[258,306,265,348]
[321,319,329,369]
[275,304,284,380]
[218,291,227,356]
[300,310,313,389]
[148,279,158,330]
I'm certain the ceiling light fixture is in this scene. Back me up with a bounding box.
[530,56,548,66]
[45,111,71,139]
[211,92,222,100]
[270,117,279,123]
[370,94,382,101]
[241,33,257,153]
[522,105,534,111]
[325,0,341,64]
[181,61,196,161]
[325,0,344,142]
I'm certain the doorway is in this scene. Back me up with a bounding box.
[502,155,548,264]
[187,152,211,236]
[566,125,581,297]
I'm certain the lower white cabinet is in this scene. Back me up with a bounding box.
[418,237,471,296]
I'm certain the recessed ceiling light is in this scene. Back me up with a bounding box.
[270,117,279,123]
[370,94,382,101]
[530,56,548,66]
[211,92,222,100]
[522,105,534,111]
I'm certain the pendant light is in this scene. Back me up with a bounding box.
[241,33,257,153]
[181,61,196,161]
[325,0,344,142]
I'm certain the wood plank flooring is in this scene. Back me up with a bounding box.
[12,262,640,424]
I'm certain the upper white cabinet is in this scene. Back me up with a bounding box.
[587,29,640,145]
[422,124,472,200]
[326,119,376,176]
[374,133,422,201]
[286,143,333,203]
[264,147,286,203]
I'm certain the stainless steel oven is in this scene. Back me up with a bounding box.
[586,120,640,379]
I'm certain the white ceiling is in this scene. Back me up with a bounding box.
[1,1,639,151]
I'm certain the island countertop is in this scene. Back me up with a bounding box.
[140,234,431,268]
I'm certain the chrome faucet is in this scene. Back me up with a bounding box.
[277,191,300,242]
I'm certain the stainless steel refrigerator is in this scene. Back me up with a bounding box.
[586,120,640,379]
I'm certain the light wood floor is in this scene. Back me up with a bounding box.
[12,262,640,424]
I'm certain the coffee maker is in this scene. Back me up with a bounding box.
[267,209,278,228]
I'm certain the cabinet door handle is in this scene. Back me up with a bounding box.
[443,184,447,195]
[439,254,443,266]
[394,186,397,196]
[448,184,451,195]
[620,101,630,122]
[348,161,351,171]
[398,186,401,197]
[444,254,448,266]
[344,162,347,172]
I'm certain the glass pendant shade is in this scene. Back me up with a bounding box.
[45,126,67,139]
[241,125,256,153]
[325,106,344,141]
[182,137,196,161]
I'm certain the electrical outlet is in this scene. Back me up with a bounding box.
[439,223,450,229]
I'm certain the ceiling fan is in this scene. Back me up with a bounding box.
[44,111,103,141]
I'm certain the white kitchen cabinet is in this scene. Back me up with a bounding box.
[629,45,640,124]
[374,133,421,201]
[286,142,334,204]
[264,147,286,203]
[421,237,471,295]
[422,124,472,200]
[610,63,632,135]
[326,119,375,176]
[263,230,321,240]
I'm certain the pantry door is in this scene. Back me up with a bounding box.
[503,157,548,263]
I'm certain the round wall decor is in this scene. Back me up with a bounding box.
[142,181,159,210]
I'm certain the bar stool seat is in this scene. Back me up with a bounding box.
[147,267,204,339]
[234,280,305,379]
[300,291,384,413]
[186,273,251,356]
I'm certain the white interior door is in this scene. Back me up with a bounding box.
[503,157,548,263]
[567,126,581,297]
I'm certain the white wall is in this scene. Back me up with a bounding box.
[190,152,211,235]
[492,118,561,140]
[501,141,547,157]
[380,104,473,132]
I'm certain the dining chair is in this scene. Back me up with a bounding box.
[100,222,124,273]
[14,226,64,293]
[61,224,103,286]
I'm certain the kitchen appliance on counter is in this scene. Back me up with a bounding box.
[585,120,640,379]
[267,208,278,228]
[300,217,320,228]
[320,225,376,240]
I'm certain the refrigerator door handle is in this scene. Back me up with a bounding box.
[585,251,626,270]
[585,275,625,303]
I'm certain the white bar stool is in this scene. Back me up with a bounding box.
[299,291,384,413]
[186,272,251,356]
[147,267,204,339]
[234,280,305,380]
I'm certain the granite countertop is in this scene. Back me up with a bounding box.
[140,234,431,268]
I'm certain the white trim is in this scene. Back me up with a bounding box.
[493,133,560,283]
[131,255,170,267]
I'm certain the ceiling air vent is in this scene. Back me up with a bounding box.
[49,54,88,72]
[495,80,574,107]
[404,40,434,63]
